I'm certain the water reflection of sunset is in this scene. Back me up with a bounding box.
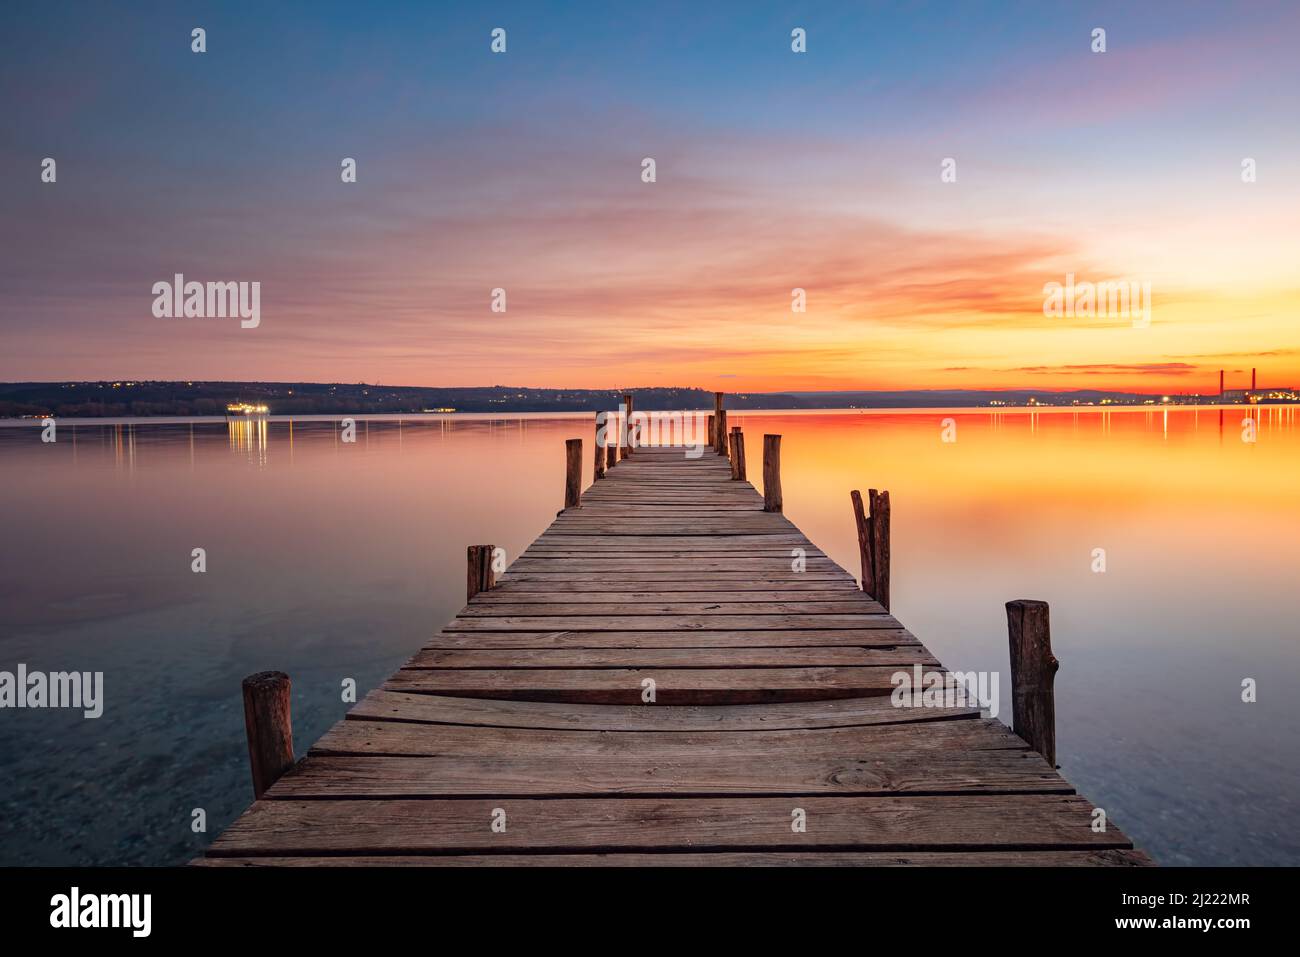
[2,409,1298,865]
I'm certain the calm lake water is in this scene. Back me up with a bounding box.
[1,408,1297,866]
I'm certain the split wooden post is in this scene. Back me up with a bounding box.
[870,489,891,612]
[593,415,606,480]
[622,393,634,455]
[707,415,715,449]
[466,544,496,601]
[564,438,583,509]
[850,489,891,611]
[729,427,745,480]
[762,434,782,512]
[241,671,294,800]
[850,490,874,598]
[1005,599,1058,767]
[717,408,728,456]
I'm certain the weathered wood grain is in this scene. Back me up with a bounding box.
[265,750,1068,799]
[443,614,892,632]
[198,849,1155,867]
[384,665,922,703]
[425,628,920,649]
[314,714,1022,755]
[339,689,981,731]
[404,646,939,669]
[459,601,884,617]
[207,794,1133,856]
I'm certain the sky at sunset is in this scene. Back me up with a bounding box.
[2,0,1297,394]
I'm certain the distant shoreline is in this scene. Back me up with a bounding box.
[2,380,1294,420]
[1,403,1293,427]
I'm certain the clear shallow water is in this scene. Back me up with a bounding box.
[1,408,1297,865]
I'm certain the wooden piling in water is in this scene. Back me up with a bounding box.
[593,415,606,480]
[713,393,726,455]
[707,415,715,449]
[466,544,496,601]
[241,671,293,800]
[729,427,745,480]
[717,408,728,456]
[762,434,782,512]
[850,491,873,597]
[850,489,891,612]
[564,438,583,509]
[622,394,634,455]
[847,488,889,608]
[1006,599,1058,767]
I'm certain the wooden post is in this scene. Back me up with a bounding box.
[850,490,874,598]
[622,394,634,455]
[467,544,496,601]
[869,489,890,612]
[850,489,891,611]
[762,434,782,512]
[564,438,583,509]
[593,415,606,480]
[732,428,746,480]
[717,408,728,456]
[713,393,725,454]
[1005,599,1058,767]
[707,415,715,449]
[241,671,293,800]
[728,428,742,479]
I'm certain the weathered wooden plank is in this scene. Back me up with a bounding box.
[443,614,892,632]
[559,504,765,511]
[484,582,861,595]
[498,572,854,583]
[425,628,920,649]
[314,714,1021,755]
[266,750,1068,799]
[543,527,802,537]
[342,690,979,730]
[459,601,884,617]
[530,535,810,547]
[405,646,939,669]
[504,559,838,571]
[546,521,794,529]
[473,582,857,598]
[206,795,1134,856]
[559,495,769,503]
[384,666,929,702]
[425,632,920,650]
[197,849,1155,866]
[519,548,827,558]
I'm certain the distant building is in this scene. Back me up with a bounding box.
[1222,388,1299,404]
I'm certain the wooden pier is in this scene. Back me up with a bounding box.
[199,409,1149,866]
